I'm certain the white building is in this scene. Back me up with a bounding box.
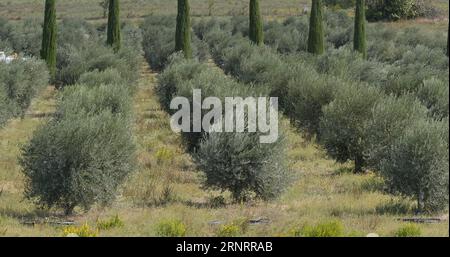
[0,51,22,64]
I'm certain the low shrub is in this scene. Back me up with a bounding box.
[375,199,414,215]
[216,224,242,237]
[155,219,187,237]
[155,148,175,165]
[292,220,345,237]
[394,223,422,237]
[62,223,98,237]
[96,215,124,230]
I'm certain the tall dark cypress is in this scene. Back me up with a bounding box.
[40,0,57,79]
[446,22,448,57]
[354,0,367,59]
[175,0,192,59]
[249,0,263,45]
[107,0,121,52]
[307,0,325,55]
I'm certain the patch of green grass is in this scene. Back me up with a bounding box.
[155,219,187,237]
[394,223,422,237]
[96,215,124,231]
[290,220,345,237]
[62,223,98,237]
[216,224,241,237]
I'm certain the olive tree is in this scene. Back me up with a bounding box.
[364,94,429,170]
[20,112,135,215]
[319,83,382,173]
[195,131,290,202]
[379,118,449,213]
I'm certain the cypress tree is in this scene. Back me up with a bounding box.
[40,0,57,79]
[107,0,121,52]
[249,0,264,45]
[446,22,448,57]
[354,0,367,59]
[307,0,325,55]
[175,0,192,59]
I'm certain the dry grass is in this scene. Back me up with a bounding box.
[2,0,448,23]
[0,0,310,21]
[0,62,448,237]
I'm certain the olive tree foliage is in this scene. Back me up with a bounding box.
[364,94,429,170]
[195,131,290,202]
[0,59,49,123]
[20,72,136,215]
[157,57,290,202]
[366,0,438,21]
[379,118,449,213]
[319,83,382,173]
[20,112,136,215]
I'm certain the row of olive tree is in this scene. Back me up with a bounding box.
[176,0,447,60]
[162,1,292,202]
[19,0,139,215]
[193,11,448,213]
[40,0,122,79]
